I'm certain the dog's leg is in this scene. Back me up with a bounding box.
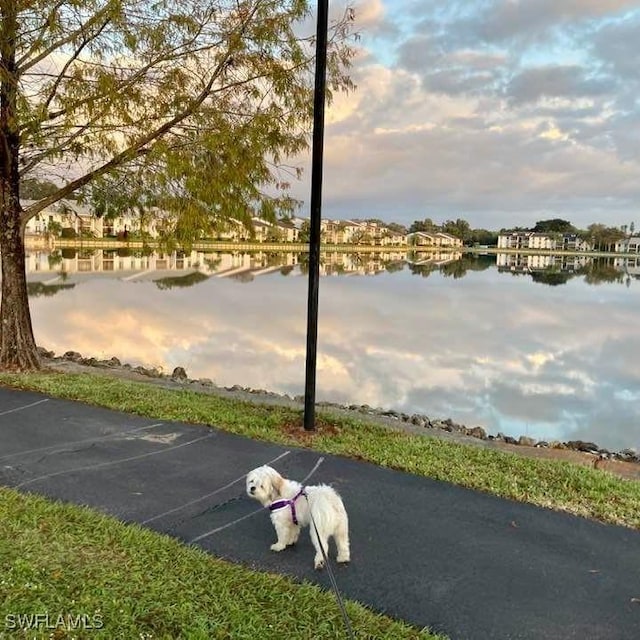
[335,519,351,564]
[309,524,330,570]
[286,525,301,546]
[270,518,292,552]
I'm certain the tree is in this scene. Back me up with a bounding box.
[409,218,438,233]
[577,260,624,285]
[20,178,59,200]
[265,226,284,242]
[584,224,622,252]
[533,219,575,233]
[500,225,529,233]
[154,271,209,290]
[442,218,471,243]
[601,226,625,252]
[468,228,497,246]
[0,0,355,370]
[386,221,407,235]
[585,223,607,251]
[298,219,310,243]
[530,269,572,287]
[350,228,371,245]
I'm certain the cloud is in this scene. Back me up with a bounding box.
[354,0,387,31]
[284,1,640,229]
[397,35,507,95]
[447,0,639,47]
[506,65,615,104]
[293,70,640,228]
[591,12,640,81]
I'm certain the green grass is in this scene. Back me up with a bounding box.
[1,370,639,530]
[0,487,441,640]
[2,370,639,639]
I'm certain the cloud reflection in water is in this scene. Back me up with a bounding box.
[29,260,640,451]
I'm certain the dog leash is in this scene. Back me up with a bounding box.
[306,494,355,640]
[298,456,354,639]
[163,494,246,535]
[188,455,354,637]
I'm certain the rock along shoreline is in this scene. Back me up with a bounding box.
[39,347,640,468]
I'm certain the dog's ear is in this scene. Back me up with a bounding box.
[268,468,284,499]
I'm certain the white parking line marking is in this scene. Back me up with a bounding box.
[16,433,213,489]
[0,423,164,463]
[188,457,325,544]
[189,508,263,542]
[141,450,291,525]
[0,399,49,417]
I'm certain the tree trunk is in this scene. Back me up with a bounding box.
[1,0,41,371]
[0,213,40,370]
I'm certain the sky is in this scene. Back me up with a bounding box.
[289,0,640,231]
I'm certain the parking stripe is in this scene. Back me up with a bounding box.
[15,432,214,489]
[141,450,291,525]
[0,399,49,417]
[188,456,325,543]
[0,423,164,463]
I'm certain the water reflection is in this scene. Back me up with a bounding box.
[25,247,640,290]
[23,248,640,451]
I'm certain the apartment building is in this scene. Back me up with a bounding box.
[614,236,640,253]
[24,199,104,237]
[406,231,463,248]
[24,200,406,246]
[497,231,593,251]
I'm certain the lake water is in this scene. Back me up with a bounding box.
[24,247,640,451]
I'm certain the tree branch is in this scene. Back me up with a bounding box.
[21,40,239,223]
[19,112,108,175]
[20,31,224,134]
[20,0,301,225]
[17,2,115,74]
[41,18,110,115]
[16,0,68,69]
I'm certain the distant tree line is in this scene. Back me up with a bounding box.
[408,217,497,246]
[21,180,636,252]
[409,216,637,249]
[505,218,634,252]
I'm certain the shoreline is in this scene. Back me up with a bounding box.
[24,235,640,260]
[36,347,640,480]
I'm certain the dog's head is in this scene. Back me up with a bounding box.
[246,465,284,506]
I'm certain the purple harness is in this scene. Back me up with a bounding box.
[269,487,306,525]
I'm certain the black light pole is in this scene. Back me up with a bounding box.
[303,0,329,431]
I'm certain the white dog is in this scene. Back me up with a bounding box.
[246,465,350,570]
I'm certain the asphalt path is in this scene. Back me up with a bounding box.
[1,386,639,640]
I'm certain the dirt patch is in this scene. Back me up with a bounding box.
[280,415,342,444]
